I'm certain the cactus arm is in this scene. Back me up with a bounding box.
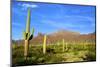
[23,31,28,40]
[27,33,30,40]
[31,28,34,35]
[28,34,33,40]
[27,28,34,40]
[23,31,26,39]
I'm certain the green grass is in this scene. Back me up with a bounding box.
[12,42,96,66]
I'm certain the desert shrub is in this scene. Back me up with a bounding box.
[84,51,96,61]
[46,48,55,53]
[12,42,96,66]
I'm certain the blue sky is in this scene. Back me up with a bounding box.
[12,1,96,40]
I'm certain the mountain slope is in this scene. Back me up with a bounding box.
[12,30,96,45]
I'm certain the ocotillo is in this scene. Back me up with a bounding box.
[23,8,34,59]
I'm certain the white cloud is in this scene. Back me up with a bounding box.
[18,3,38,10]
[22,3,38,8]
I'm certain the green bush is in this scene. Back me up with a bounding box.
[12,42,96,66]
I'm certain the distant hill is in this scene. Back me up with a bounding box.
[12,30,96,45]
[49,30,80,36]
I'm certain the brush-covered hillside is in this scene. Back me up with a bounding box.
[12,30,96,45]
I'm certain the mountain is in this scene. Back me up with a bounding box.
[49,30,80,36]
[12,30,96,45]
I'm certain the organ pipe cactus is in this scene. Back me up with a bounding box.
[43,35,47,54]
[23,8,34,59]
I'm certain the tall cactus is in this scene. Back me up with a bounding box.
[23,8,34,59]
[65,42,68,50]
[62,39,65,52]
[43,35,47,54]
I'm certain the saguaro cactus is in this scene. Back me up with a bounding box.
[62,39,65,52]
[23,8,34,59]
[43,35,47,54]
[65,42,68,50]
